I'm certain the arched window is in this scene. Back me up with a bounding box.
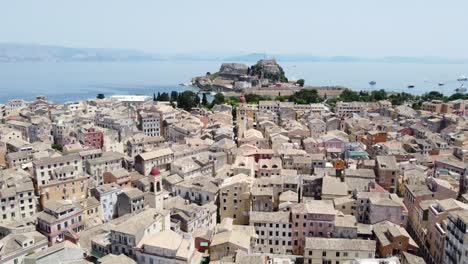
[156,181,161,192]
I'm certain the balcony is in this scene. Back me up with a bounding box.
[435,223,446,235]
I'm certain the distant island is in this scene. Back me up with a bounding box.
[1,43,468,64]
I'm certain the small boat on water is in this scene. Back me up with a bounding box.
[455,84,467,93]
[179,82,192,87]
[407,84,415,89]
[438,83,444,86]
[457,75,467,82]
[369,81,376,86]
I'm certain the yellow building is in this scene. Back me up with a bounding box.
[219,173,253,225]
[38,176,89,208]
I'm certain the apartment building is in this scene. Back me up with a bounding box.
[38,175,89,208]
[109,209,170,258]
[135,229,202,264]
[0,231,48,264]
[36,200,85,245]
[164,196,217,233]
[85,152,124,185]
[375,155,399,193]
[134,147,174,175]
[291,200,338,255]
[426,199,468,264]
[0,169,36,221]
[138,110,161,137]
[126,134,165,158]
[336,102,364,117]
[304,237,376,264]
[90,183,123,222]
[33,154,83,187]
[250,211,293,255]
[219,173,253,225]
[173,176,218,206]
[116,188,145,217]
[443,210,468,264]
[77,125,103,149]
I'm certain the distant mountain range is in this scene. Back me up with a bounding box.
[224,53,468,64]
[1,43,467,64]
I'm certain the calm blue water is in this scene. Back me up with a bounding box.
[0,61,466,103]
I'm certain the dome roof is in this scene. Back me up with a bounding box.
[239,95,246,104]
[150,166,160,176]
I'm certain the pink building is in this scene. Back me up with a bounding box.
[291,200,337,255]
[78,126,103,149]
[368,196,408,226]
[36,200,85,245]
[103,168,132,189]
[322,137,346,150]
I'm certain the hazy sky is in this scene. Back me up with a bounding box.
[1,0,467,57]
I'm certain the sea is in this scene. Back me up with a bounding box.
[0,61,466,103]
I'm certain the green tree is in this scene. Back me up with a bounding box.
[296,79,305,87]
[212,93,225,105]
[339,89,360,102]
[412,101,422,110]
[371,89,387,101]
[170,91,179,101]
[421,91,444,101]
[289,89,321,104]
[244,94,269,103]
[51,144,62,152]
[225,96,240,107]
[159,92,170,101]
[202,93,208,106]
[388,92,415,105]
[447,93,468,101]
[275,96,289,102]
[177,91,199,111]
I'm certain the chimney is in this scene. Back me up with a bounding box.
[211,157,217,177]
[336,169,344,182]
[297,187,302,203]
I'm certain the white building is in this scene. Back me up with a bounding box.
[109,209,170,259]
[90,183,123,222]
[138,110,161,137]
[136,230,202,264]
[0,169,37,221]
[444,210,468,264]
[336,102,364,117]
[249,211,293,255]
[85,152,124,186]
[33,154,83,187]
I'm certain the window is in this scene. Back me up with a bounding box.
[336,252,340,257]
[322,251,327,257]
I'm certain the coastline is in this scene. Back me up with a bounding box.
[0,60,466,103]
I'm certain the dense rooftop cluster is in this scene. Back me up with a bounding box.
[0,93,467,264]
